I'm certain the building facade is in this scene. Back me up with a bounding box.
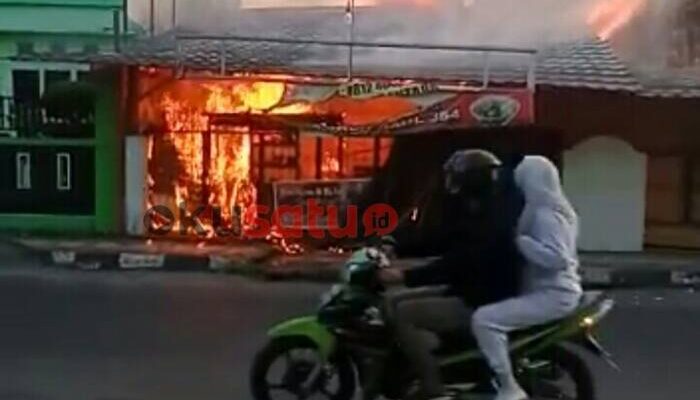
[0,0,134,234]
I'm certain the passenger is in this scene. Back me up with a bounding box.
[471,156,583,400]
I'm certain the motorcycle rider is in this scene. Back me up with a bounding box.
[379,149,524,400]
[471,156,583,400]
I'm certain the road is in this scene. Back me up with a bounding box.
[1,249,699,399]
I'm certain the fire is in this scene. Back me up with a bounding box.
[587,0,647,40]
[152,80,307,238]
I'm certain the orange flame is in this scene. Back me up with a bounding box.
[152,80,309,238]
[587,0,647,40]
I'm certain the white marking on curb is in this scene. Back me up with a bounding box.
[582,268,612,284]
[208,256,227,271]
[671,270,700,286]
[76,261,102,271]
[119,253,165,269]
[51,250,76,265]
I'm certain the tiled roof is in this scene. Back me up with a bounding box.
[81,33,641,91]
[10,7,700,98]
[633,67,700,98]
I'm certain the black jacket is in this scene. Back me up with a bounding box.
[403,171,524,307]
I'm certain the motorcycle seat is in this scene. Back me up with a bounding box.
[434,291,607,356]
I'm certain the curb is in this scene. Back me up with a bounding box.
[23,245,700,289]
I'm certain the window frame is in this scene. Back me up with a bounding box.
[56,152,72,191]
[15,152,32,190]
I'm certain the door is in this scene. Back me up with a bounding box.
[563,136,647,252]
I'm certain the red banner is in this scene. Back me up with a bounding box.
[285,89,534,136]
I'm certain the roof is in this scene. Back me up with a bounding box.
[633,67,700,99]
[12,6,700,98]
[0,0,121,7]
[79,32,641,92]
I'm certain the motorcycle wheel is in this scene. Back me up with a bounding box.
[524,345,596,400]
[250,337,356,400]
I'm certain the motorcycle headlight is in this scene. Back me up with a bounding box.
[581,299,615,328]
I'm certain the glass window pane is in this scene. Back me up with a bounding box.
[45,70,72,92]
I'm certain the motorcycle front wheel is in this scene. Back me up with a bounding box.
[250,337,356,400]
[523,345,596,400]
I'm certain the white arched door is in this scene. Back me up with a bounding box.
[563,136,647,252]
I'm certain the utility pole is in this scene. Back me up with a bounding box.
[149,0,155,36]
[172,0,177,29]
[123,0,129,34]
[345,0,355,80]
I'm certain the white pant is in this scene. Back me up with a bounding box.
[471,290,581,376]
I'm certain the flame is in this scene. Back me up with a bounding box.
[321,150,341,177]
[587,0,646,40]
[153,80,308,238]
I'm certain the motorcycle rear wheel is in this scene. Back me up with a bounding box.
[250,337,356,400]
[524,345,596,400]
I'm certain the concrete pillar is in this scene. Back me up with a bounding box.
[125,135,148,235]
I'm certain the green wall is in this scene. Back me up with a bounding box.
[93,70,121,233]
[0,71,122,235]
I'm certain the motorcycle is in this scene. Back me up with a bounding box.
[251,246,618,400]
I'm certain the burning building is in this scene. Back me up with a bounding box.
[7,0,700,251]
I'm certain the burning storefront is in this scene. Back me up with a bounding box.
[24,0,699,252]
[133,53,536,242]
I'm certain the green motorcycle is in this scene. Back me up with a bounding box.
[251,248,617,400]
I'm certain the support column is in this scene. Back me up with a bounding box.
[125,135,148,235]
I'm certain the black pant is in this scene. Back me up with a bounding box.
[385,286,473,397]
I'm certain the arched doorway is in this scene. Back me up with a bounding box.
[563,136,647,252]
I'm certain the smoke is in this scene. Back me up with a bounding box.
[608,0,687,69]
[129,0,687,69]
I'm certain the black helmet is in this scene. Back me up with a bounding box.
[443,149,502,196]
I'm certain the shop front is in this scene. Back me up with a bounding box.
[130,70,534,238]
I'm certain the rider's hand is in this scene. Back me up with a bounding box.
[378,268,404,284]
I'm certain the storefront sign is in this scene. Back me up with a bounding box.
[296,89,533,136]
[272,179,371,229]
[336,81,438,99]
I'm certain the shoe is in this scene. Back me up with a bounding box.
[493,384,528,400]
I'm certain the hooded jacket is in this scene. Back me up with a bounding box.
[514,156,582,295]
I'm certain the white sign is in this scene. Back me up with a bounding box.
[119,253,165,269]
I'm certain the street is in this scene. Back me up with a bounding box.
[1,253,699,399]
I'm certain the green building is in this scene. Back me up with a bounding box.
[0,0,136,234]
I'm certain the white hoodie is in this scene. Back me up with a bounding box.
[514,156,582,296]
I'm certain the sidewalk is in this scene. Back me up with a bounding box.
[4,235,700,288]
[7,236,277,272]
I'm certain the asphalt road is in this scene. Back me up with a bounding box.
[1,248,699,400]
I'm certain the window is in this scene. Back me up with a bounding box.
[12,70,40,103]
[56,153,72,191]
[16,152,31,190]
[45,70,72,92]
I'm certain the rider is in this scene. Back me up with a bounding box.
[379,149,524,400]
[471,156,583,400]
